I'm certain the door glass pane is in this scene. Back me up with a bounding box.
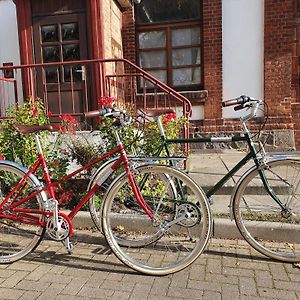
[136,0,200,24]
[172,68,201,86]
[172,28,200,46]
[172,48,201,66]
[42,46,60,62]
[63,44,80,61]
[41,25,58,42]
[44,67,59,83]
[139,50,166,68]
[62,23,79,41]
[139,31,166,49]
[64,65,82,82]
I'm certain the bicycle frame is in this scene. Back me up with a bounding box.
[0,131,154,229]
[153,116,287,211]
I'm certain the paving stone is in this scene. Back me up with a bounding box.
[268,263,289,281]
[258,287,297,299]
[0,270,29,288]
[187,279,222,292]
[78,286,114,298]
[15,279,51,292]
[239,276,258,296]
[25,265,52,281]
[221,283,239,300]
[203,290,222,300]
[0,287,24,299]
[167,286,203,299]
[19,290,41,300]
[150,277,171,296]
[61,277,89,296]
[223,266,254,278]
[36,282,66,300]
[254,270,273,288]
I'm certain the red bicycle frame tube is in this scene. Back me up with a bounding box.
[0,143,154,225]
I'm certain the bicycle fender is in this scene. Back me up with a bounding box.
[87,156,120,191]
[229,156,295,220]
[87,155,158,191]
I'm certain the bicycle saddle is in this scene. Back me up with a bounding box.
[140,108,175,118]
[13,124,54,134]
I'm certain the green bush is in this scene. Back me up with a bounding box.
[0,97,49,167]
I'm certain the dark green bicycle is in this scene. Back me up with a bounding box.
[89,95,300,262]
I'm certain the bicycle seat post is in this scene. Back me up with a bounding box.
[33,133,44,156]
[156,116,167,139]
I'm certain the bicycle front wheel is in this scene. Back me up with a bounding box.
[233,158,300,262]
[102,164,211,276]
[0,161,46,263]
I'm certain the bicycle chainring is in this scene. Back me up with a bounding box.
[46,213,72,241]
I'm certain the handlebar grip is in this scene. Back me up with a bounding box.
[234,104,245,111]
[84,110,100,118]
[222,95,250,107]
[84,107,114,119]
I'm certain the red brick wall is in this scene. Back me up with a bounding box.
[202,0,223,123]
[122,8,135,63]
[264,0,294,116]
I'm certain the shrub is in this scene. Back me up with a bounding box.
[0,97,49,167]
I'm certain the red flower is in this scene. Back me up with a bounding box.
[0,153,4,160]
[162,113,176,124]
[98,96,117,108]
[56,114,79,134]
[31,106,38,117]
[47,111,53,117]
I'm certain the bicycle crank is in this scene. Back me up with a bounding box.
[46,212,73,241]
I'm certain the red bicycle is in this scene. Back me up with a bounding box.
[0,108,211,275]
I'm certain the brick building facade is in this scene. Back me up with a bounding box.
[1,0,300,148]
[122,0,300,149]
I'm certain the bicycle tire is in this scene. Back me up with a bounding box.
[0,161,46,263]
[102,164,211,275]
[233,158,300,262]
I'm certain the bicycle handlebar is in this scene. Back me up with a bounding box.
[222,95,256,108]
[222,95,263,122]
[84,107,124,118]
[84,107,132,126]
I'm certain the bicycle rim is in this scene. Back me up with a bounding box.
[102,164,211,275]
[233,158,300,261]
[0,163,45,263]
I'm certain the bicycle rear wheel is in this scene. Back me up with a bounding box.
[102,164,211,275]
[0,161,46,263]
[233,158,300,261]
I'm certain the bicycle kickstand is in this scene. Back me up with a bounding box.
[62,237,74,254]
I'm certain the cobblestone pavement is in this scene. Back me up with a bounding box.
[1,230,300,300]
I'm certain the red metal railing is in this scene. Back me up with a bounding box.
[0,58,192,135]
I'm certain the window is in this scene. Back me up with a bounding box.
[135,0,202,90]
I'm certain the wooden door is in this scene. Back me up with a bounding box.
[33,13,89,117]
